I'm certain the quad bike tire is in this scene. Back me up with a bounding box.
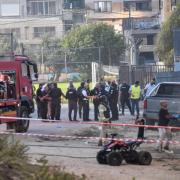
[96,150,107,164]
[107,152,123,166]
[138,151,152,165]
[125,150,139,164]
[15,106,30,133]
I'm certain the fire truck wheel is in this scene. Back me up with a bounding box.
[138,151,152,165]
[15,106,30,133]
[107,152,123,166]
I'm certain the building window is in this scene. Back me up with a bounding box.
[73,13,84,23]
[63,0,85,9]
[94,1,112,12]
[64,20,73,32]
[172,0,177,6]
[33,27,55,38]
[147,35,154,45]
[124,1,152,11]
[1,3,20,16]
[0,28,21,39]
[27,0,56,16]
[24,27,29,40]
[124,2,136,11]
[136,2,152,11]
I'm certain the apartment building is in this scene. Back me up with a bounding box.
[0,0,85,50]
[85,0,161,65]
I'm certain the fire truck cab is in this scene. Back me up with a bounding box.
[0,55,38,132]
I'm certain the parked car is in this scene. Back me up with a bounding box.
[143,82,180,126]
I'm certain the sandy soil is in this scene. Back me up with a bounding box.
[26,131,180,180]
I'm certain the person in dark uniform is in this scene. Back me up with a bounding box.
[39,84,48,120]
[109,80,119,121]
[91,83,100,121]
[49,83,65,120]
[36,83,43,118]
[77,82,85,119]
[66,82,78,121]
[120,81,132,115]
[81,82,90,121]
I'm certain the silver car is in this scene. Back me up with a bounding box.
[143,82,180,125]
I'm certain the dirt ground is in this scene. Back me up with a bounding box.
[23,124,180,180]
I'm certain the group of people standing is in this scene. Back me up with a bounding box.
[120,78,156,117]
[35,78,156,122]
[36,83,65,121]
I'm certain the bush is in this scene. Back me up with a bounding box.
[0,137,86,180]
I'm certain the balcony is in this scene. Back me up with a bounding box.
[123,17,160,30]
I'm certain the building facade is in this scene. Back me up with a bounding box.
[85,0,161,65]
[0,0,85,50]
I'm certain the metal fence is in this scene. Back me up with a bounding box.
[119,64,174,87]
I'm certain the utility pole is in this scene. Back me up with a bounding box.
[10,32,14,55]
[98,46,101,81]
[41,46,44,74]
[65,51,68,74]
[128,3,132,30]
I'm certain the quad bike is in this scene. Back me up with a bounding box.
[96,133,152,166]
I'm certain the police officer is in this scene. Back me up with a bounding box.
[77,82,85,119]
[39,84,48,120]
[66,82,78,121]
[109,80,119,121]
[130,81,141,117]
[91,83,100,121]
[49,83,65,120]
[36,83,43,118]
[120,81,132,115]
[81,82,90,121]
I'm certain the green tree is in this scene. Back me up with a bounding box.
[156,4,180,65]
[62,23,125,66]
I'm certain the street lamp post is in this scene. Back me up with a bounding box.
[98,46,101,81]
[41,46,44,74]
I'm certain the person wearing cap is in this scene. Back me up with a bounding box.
[66,82,78,121]
[156,101,173,153]
[129,81,141,117]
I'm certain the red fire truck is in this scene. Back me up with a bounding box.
[0,55,38,132]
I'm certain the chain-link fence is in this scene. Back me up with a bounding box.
[24,46,122,83]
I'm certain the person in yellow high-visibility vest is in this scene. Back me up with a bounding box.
[129,81,141,117]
